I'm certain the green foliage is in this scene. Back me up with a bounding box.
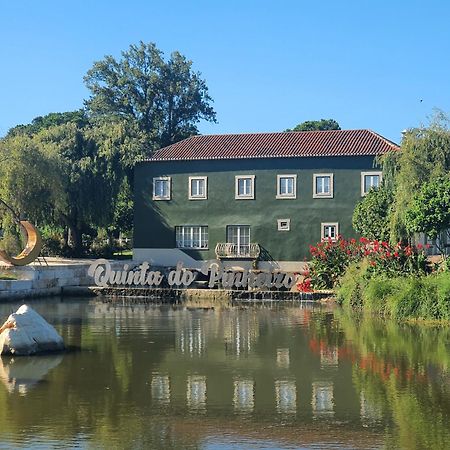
[113,178,133,233]
[336,260,369,309]
[285,118,340,132]
[308,236,427,290]
[382,113,450,242]
[405,177,450,250]
[337,269,450,321]
[84,41,216,147]
[6,110,88,137]
[309,237,362,289]
[353,186,393,241]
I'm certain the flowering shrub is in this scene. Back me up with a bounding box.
[297,269,313,292]
[308,236,363,289]
[363,239,428,278]
[308,236,428,289]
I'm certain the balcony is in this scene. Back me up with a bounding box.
[215,243,260,259]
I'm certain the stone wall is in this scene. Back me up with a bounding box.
[0,261,125,300]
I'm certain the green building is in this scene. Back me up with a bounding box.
[134,129,398,270]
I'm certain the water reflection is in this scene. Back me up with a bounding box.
[187,375,207,413]
[0,354,63,395]
[0,299,448,450]
[311,381,334,419]
[151,373,171,405]
[276,348,290,369]
[275,379,297,414]
[233,378,254,413]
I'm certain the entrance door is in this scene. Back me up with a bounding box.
[227,225,250,256]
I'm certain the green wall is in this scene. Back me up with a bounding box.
[134,156,378,261]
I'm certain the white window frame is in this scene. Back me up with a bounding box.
[175,225,208,250]
[313,174,334,198]
[235,175,255,199]
[153,176,171,200]
[361,171,382,196]
[321,222,339,241]
[188,176,208,200]
[277,219,291,231]
[276,174,297,199]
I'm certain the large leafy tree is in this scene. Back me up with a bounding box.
[84,41,217,149]
[285,119,341,132]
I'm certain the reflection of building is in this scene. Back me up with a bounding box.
[223,312,259,357]
[151,374,170,405]
[233,378,254,413]
[311,381,334,418]
[360,391,382,424]
[320,346,338,369]
[276,348,290,369]
[187,375,207,412]
[275,380,297,414]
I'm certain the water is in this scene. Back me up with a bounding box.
[0,297,448,449]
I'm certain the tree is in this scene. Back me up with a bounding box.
[379,112,450,242]
[0,112,128,255]
[84,41,216,149]
[405,177,450,254]
[285,119,341,132]
[352,186,393,241]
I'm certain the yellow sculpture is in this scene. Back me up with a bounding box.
[0,200,42,266]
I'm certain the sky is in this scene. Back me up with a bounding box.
[1,0,449,143]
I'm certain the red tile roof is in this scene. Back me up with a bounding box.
[146,129,399,162]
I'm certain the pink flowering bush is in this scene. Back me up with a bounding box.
[307,236,428,289]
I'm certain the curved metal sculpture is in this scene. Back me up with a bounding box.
[0,220,43,266]
[0,199,42,266]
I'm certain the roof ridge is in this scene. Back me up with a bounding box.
[365,129,400,148]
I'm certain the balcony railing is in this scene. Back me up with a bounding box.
[215,243,260,259]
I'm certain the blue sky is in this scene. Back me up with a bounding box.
[1,0,449,142]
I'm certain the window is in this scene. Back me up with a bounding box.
[313,174,334,198]
[227,225,251,256]
[276,175,297,199]
[361,171,382,196]
[277,219,291,231]
[189,176,207,200]
[235,175,255,199]
[153,177,171,200]
[175,226,208,249]
[321,222,339,241]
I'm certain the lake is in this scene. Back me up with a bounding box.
[0,297,448,449]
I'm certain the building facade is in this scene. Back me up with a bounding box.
[133,129,398,270]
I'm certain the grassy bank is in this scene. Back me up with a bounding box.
[336,261,450,321]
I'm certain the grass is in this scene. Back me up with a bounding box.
[337,265,450,321]
[113,250,133,259]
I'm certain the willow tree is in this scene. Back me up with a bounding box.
[385,114,450,242]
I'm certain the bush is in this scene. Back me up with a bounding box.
[338,269,450,321]
[308,236,427,290]
[309,237,362,289]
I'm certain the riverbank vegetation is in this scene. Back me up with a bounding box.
[0,42,217,258]
[304,114,450,321]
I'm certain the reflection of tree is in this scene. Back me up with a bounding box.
[333,311,450,450]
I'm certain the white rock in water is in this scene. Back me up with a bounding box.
[0,305,65,355]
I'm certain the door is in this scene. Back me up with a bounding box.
[227,225,251,256]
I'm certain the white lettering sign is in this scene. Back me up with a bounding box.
[87,259,296,290]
